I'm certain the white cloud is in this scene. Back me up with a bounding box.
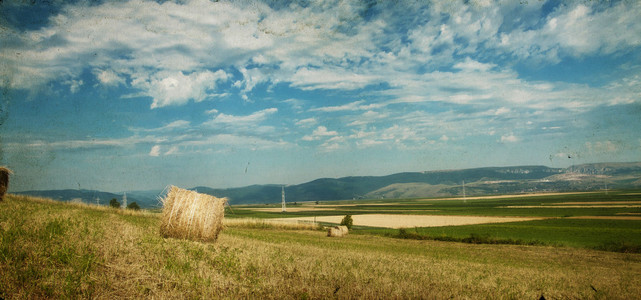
[295,118,317,127]
[453,57,495,72]
[180,134,290,151]
[3,0,638,116]
[498,2,641,61]
[140,70,229,109]
[94,69,125,86]
[302,126,338,141]
[311,100,366,112]
[357,139,385,148]
[2,0,641,165]
[207,108,277,126]
[149,145,161,157]
[234,67,271,101]
[132,120,191,133]
[311,100,384,113]
[494,107,511,115]
[347,110,389,127]
[65,79,83,93]
[165,146,179,155]
[500,134,520,143]
[320,135,347,152]
[381,125,425,144]
[290,68,380,91]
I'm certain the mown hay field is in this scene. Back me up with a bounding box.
[1,194,641,299]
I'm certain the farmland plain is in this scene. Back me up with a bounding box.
[232,190,641,250]
[1,191,640,298]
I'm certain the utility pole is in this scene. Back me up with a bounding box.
[281,186,286,213]
[463,180,467,203]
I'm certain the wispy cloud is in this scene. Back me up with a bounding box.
[302,126,338,141]
[131,120,191,133]
[295,118,317,128]
[497,3,641,62]
[2,0,639,112]
[206,108,277,126]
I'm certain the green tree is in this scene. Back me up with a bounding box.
[109,198,120,208]
[126,202,141,210]
[340,214,353,229]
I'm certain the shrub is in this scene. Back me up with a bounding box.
[109,198,120,208]
[340,214,353,229]
[127,202,141,210]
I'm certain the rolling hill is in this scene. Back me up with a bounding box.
[13,162,641,207]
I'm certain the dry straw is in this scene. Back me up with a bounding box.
[159,186,227,242]
[0,167,12,202]
[327,225,348,237]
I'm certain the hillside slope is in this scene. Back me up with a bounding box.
[15,162,641,206]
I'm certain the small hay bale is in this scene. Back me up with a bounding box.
[0,167,12,202]
[327,225,348,237]
[160,186,227,242]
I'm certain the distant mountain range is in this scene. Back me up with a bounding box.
[13,162,641,208]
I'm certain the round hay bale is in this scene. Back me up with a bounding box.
[0,167,12,202]
[159,186,227,242]
[327,225,349,237]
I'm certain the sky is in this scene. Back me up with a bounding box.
[1,0,640,192]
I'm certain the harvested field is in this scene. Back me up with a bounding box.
[271,214,545,229]
[567,216,641,221]
[223,218,319,230]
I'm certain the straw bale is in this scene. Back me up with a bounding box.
[159,186,227,242]
[0,167,12,202]
[327,225,348,237]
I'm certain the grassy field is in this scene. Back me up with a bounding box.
[232,190,641,251]
[229,191,641,218]
[365,218,641,250]
[2,193,641,298]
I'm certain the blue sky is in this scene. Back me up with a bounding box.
[1,0,640,192]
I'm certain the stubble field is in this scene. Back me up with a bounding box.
[1,191,641,299]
